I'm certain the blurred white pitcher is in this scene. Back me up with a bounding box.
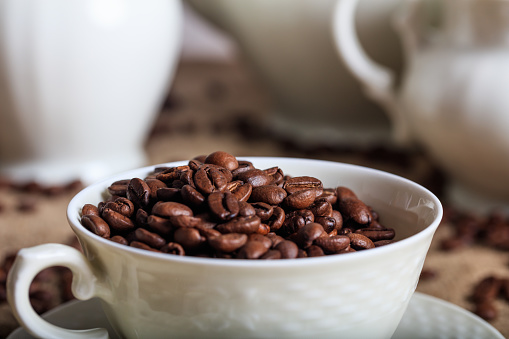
[334,0,509,210]
[0,0,183,185]
[187,0,403,147]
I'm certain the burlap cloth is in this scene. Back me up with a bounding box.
[1,60,508,338]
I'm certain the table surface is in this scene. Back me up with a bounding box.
[1,60,508,338]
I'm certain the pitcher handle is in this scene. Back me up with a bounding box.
[7,244,109,339]
[332,0,409,144]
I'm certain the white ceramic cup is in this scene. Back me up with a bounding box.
[0,0,183,185]
[7,157,442,339]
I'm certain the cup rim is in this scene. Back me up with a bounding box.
[67,156,443,268]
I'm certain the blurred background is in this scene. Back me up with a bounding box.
[1,0,509,337]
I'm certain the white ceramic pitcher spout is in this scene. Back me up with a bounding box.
[332,0,417,145]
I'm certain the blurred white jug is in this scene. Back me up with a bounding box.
[0,0,183,185]
[187,0,403,147]
[334,0,509,210]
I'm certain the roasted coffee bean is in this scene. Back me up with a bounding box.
[227,181,252,202]
[231,160,255,177]
[156,166,191,184]
[153,166,171,173]
[205,151,239,171]
[339,228,353,235]
[419,268,438,281]
[81,215,110,238]
[348,233,375,250]
[336,186,358,200]
[472,276,502,303]
[152,201,193,218]
[355,228,395,242]
[179,169,195,187]
[157,187,181,201]
[251,202,273,221]
[287,209,314,224]
[374,240,393,247]
[337,186,372,225]
[264,167,284,186]
[283,176,323,194]
[367,219,385,229]
[320,188,338,205]
[17,198,37,212]
[181,184,205,206]
[235,169,272,187]
[267,206,285,232]
[130,241,160,252]
[208,233,248,253]
[107,179,130,196]
[135,228,166,249]
[331,210,343,230]
[314,216,336,233]
[136,208,149,226]
[275,240,298,259]
[238,201,256,216]
[266,232,285,248]
[474,301,498,321]
[188,159,203,171]
[501,279,509,301]
[280,214,307,237]
[169,215,202,228]
[208,192,239,221]
[104,197,135,217]
[284,188,323,210]
[257,223,271,235]
[161,242,185,256]
[247,233,272,249]
[314,235,350,254]
[440,237,470,251]
[309,198,333,217]
[260,250,282,260]
[369,207,380,221]
[102,208,135,232]
[174,228,206,251]
[194,214,218,229]
[237,240,269,259]
[127,178,151,207]
[294,223,325,249]
[216,215,261,234]
[110,235,129,245]
[250,185,287,205]
[306,245,325,257]
[82,204,100,217]
[146,179,167,201]
[194,165,228,194]
[197,226,221,239]
[146,215,174,236]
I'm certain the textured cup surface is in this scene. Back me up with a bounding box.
[67,157,442,339]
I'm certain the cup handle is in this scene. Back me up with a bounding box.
[7,243,109,339]
[332,0,410,145]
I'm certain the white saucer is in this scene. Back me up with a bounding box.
[8,292,504,339]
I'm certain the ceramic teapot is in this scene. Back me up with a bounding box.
[334,0,509,209]
[187,0,403,147]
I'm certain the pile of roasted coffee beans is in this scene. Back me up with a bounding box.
[471,276,509,321]
[80,151,396,259]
